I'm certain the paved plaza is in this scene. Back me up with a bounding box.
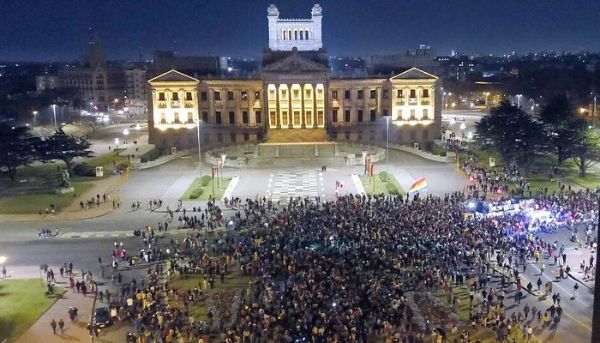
[0,141,594,343]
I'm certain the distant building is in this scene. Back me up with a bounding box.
[147,4,441,149]
[366,45,439,75]
[35,74,60,92]
[58,36,124,107]
[151,51,220,77]
[124,68,147,114]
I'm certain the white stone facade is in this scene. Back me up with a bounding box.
[267,4,323,52]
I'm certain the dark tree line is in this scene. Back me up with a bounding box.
[476,96,600,177]
[0,125,93,181]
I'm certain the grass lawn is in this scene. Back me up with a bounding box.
[169,270,255,321]
[0,182,94,214]
[0,279,65,342]
[180,176,231,201]
[565,170,600,189]
[359,172,405,195]
[86,150,128,169]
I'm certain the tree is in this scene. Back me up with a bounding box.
[37,129,93,173]
[539,95,587,165]
[0,124,39,181]
[572,129,600,177]
[475,100,545,170]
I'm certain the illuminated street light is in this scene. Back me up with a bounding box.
[51,104,57,130]
[460,122,467,130]
[123,129,129,136]
[0,256,7,264]
[32,110,38,129]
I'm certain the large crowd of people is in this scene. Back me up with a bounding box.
[94,184,598,343]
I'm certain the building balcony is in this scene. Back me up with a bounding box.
[421,99,431,106]
[157,101,167,109]
[393,118,434,126]
[395,100,405,106]
[184,101,194,108]
[171,101,181,108]
[408,98,418,105]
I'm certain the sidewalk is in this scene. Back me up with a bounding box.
[15,289,94,343]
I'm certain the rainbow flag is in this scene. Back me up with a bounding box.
[408,177,428,194]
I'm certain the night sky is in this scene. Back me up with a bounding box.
[2,0,600,61]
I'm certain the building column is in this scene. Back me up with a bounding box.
[301,84,306,128]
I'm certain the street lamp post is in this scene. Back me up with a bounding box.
[592,201,600,343]
[51,104,57,130]
[385,116,389,175]
[196,119,202,164]
[32,111,38,129]
[221,153,226,184]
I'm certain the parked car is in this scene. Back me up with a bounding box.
[92,307,112,328]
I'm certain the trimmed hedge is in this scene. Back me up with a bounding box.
[386,182,399,195]
[73,163,96,177]
[189,188,203,199]
[201,175,211,186]
[140,148,161,163]
[379,172,389,182]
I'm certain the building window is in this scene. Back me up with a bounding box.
[305,89,312,98]
[410,89,416,98]
[305,29,309,39]
[293,89,300,99]
[344,110,351,122]
[423,89,429,98]
[241,91,248,100]
[229,111,235,124]
[242,111,249,124]
[255,110,262,124]
[185,92,193,101]
[332,109,338,122]
[410,109,416,120]
[397,90,403,98]
[422,109,429,120]
[172,92,179,101]
[187,112,194,123]
[160,113,166,124]
[370,110,376,122]
[370,90,376,99]
[244,133,250,141]
[214,91,221,101]
[269,89,275,98]
[216,111,222,124]
[202,111,208,122]
[358,110,363,122]
[357,90,364,99]
[281,89,287,97]
[270,111,276,125]
[227,91,234,100]
[344,90,350,100]
[332,90,338,100]
[383,109,388,117]
[173,113,180,124]
[158,92,166,101]
[255,91,260,100]
[383,90,389,99]
[201,91,207,101]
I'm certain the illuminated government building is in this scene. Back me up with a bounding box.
[147,4,441,149]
